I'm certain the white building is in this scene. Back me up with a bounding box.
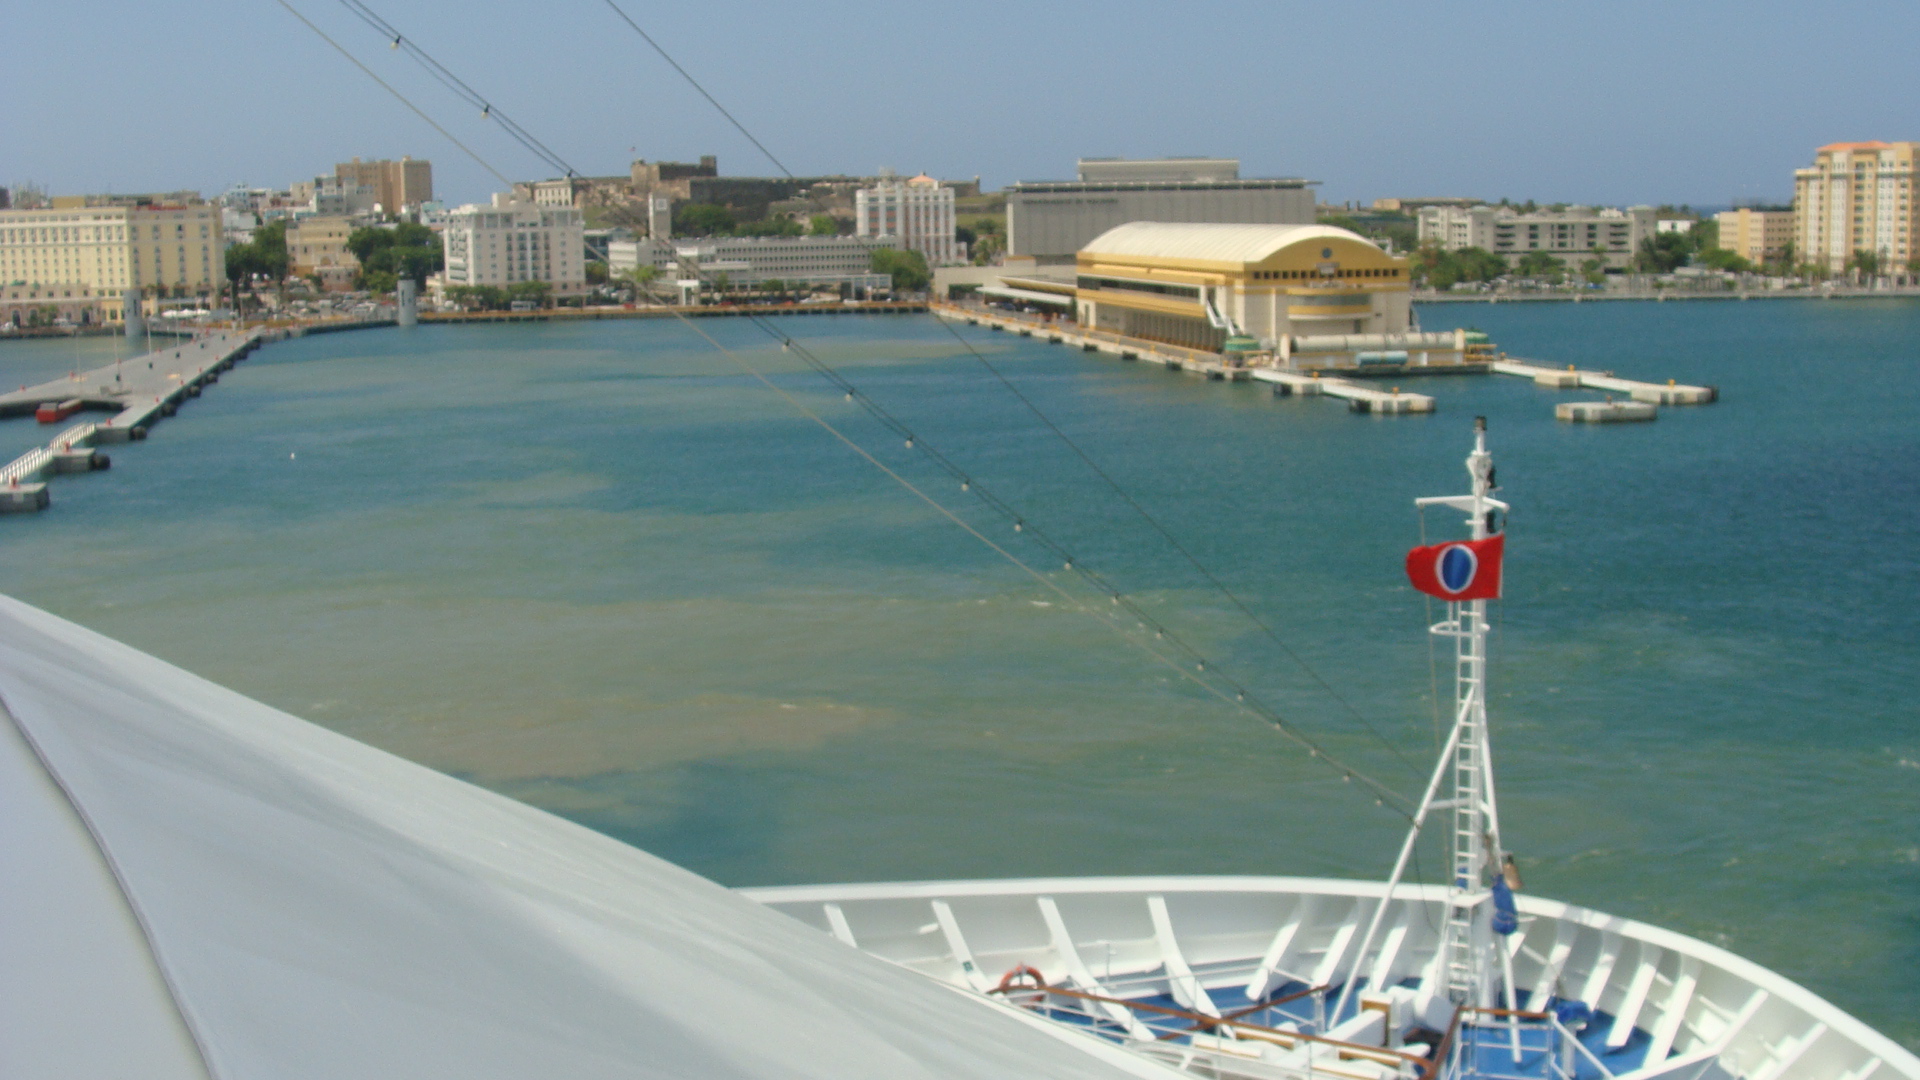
[856,171,960,266]
[221,207,257,245]
[606,238,677,275]
[1416,204,1656,270]
[440,193,586,295]
[613,235,894,296]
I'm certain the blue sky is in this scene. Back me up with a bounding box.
[5,0,1917,208]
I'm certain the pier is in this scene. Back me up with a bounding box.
[932,303,1718,420]
[936,303,1439,414]
[0,330,261,512]
[1247,369,1434,414]
[1489,358,1716,404]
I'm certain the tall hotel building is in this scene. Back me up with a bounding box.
[856,171,960,266]
[0,201,222,316]
[1793,141,1920,273]
[440,193,587,295]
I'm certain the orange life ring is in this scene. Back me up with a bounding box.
[995,964,1048,994]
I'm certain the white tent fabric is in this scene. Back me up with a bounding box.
[0,595,1173,1080]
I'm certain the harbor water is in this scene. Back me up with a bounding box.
[1,300,1915,1048]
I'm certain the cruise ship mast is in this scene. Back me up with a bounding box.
[1336,418,1515,1029]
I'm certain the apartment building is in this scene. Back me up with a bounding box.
[334,157,433,213]
[285,216,359,288]
[0,202,222,304]
[1715,208,1794,266]
[440,193,586,295]
[856,171,960,266]
[1417,204,1656,270]
[1793,141,1920,273]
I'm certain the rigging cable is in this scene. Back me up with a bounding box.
[596,0,795,180]
[335,0,575,178]
[280,0,1414,816]
[594,0,1425,778]
[274,0,514,189]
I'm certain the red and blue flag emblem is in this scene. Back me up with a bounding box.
[1405,535,1503,601]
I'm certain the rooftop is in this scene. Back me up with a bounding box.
[1079,221,1376,265]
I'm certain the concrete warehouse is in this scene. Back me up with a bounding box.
[1007,159,1314,259]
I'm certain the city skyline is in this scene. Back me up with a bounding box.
[4,0,1918,208]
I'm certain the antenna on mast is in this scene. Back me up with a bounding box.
[1334,421,1515,1034]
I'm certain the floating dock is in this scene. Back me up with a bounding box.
[1491,358,1715,404]
[0,330,261,513]
[1248,368,1434,413]
[1556,400,1658,423]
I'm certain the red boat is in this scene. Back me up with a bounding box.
[35,398,82,424]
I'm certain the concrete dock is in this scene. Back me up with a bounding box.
[937,303,1435,413]
[0,330,261,512]
[1247,368,1435,413]
[1491,358,1716,405]
[1557,400,1659,423]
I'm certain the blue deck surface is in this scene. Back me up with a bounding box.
[1020,978,1654,1080]
[1458,993,1652,1080]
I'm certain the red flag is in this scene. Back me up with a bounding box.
[1405,535,1503,600]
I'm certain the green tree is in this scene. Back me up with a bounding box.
[870,247,930,291]
[1771,240,1797,275]
[224,243,266,314]
[585,260,609,285]
[809,214,839,236]
[1515,251,1564,278]
[446,285,509,310]
[676,203,735,236]
[346,223,443,292]
[1633,233,1692,273]
[620,263,663,302]
[1697,248,1754,273]
[1846,250,1882,280]
[250,220,292,307]
[345,226,390,264]
[506,280,552,307]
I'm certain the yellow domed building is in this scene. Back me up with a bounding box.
[1073,222,1412,352]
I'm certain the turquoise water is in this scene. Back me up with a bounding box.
[1,302,1915,1048]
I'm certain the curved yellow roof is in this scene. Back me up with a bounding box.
[1079,221,1377,265]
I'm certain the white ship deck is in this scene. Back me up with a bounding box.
[746,877,1920,1080]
